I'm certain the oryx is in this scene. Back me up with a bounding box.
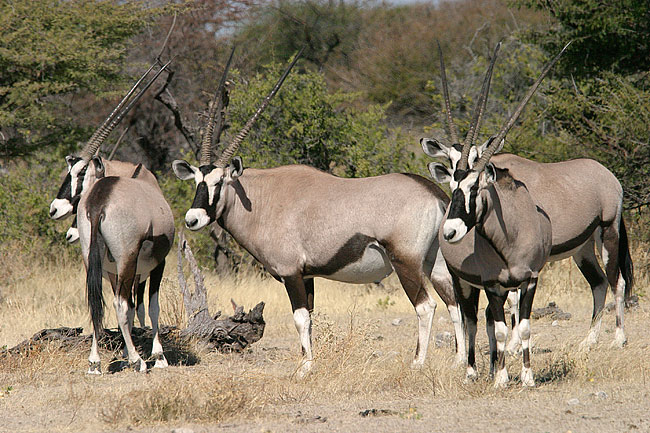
[427,43,570,387]
[422,42,633,352]
[49,58,175,374]
[172,52,465,377]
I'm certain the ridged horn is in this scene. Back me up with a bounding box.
[458,42,501,170]
[79,61,158,162]
[79,15,177,162]
[200,46,236,166]
[214,47,304,168]
[437,41,460,147]
[80,59,173,162]
[474,41,571,172]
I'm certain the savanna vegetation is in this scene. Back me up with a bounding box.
[0,0,648,431]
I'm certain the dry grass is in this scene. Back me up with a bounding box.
[0,246,648,432]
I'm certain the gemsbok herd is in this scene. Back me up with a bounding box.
[47,32,633,388]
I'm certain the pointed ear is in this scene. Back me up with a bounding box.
[65,155,76,171]
[172,160,197,181]
[428,162,452,184]
[421,137,450,159]
[482,162,497,184]
[226,156,244,183]
[92,156,105,178]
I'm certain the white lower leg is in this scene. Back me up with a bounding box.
[115,296,146,372]
[412,296,436,368]
[494,320,509,387]
[612,275,627,348]
[506,291,521,354]
[580,316,602,351]
[293,308,313,377]
[447,304,465,366]
[519,319,534,387]
[149,291,168,368]
[87,331,102,375]
[123,304,135,359]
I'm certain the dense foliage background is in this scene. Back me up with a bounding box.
[1,0,648,275]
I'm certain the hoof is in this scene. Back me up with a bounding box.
[452,355,465,369]
[87,361,102,375]
[130,358,147,373]
[464,366,478,383]
[493,368,509,388]
[520,367,535,387]
[296,359,313,379]
[410,360,424,370]
[153,353,169,369]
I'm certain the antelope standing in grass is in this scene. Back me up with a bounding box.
[427,44,570,387]
[422,42,633,353]
[50,57,174,374]
[172,52,465,377]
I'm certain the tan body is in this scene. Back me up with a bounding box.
[77,158,174,373]
[176,160,464,376]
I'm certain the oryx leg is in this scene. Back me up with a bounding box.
[455,279,479,380]
[601,222,627,348]
[518,277,538,387]
[114,254,146,372]
[506,289,521,354]
[284,275,313,378]
[149,260,168,368]
[575,238,608,351]
[428,247,465,366]
[135,276,147,328]
[485,288,509,387]
[392,258,436,368]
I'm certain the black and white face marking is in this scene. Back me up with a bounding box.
[173,157,244,230]
[443,169,481,243]
[49,156,88,220]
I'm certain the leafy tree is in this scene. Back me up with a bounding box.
[0,0,155,157]
[513,0,650,78]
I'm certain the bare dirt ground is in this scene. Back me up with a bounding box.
[1,256,648,433]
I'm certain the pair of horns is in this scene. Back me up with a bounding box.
[438,40,571,172]
[79,15,177,162]
[200,47,305,168]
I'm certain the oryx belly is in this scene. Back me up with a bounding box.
[307,240,394,284]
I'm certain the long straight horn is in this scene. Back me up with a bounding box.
[81,59,173,162]
[215,47,304,168]
[437,41,460,147]
[79,61,158,162]
[474,41,571,172]
[80,16,177,162]
[458,42,501,170]
[200,46,236,166]
[468,42,501,148]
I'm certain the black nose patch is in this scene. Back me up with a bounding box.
[191,181,219,222]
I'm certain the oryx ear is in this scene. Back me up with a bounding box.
[92,156,105,178]
[421,137,450,159]
[482,162,497,184]
[65,155,76,171]
[226,157,243,183]
[428,162,452,184]
[172,160,197,181]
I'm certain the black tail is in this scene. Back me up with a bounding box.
[618,218,634,301]
[87,210,105,336]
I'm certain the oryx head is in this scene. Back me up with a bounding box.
[49,59,172,220]
[425,41,570,243]
[174,48,302,231]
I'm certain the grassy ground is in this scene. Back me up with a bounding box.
[0,245,648,433]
